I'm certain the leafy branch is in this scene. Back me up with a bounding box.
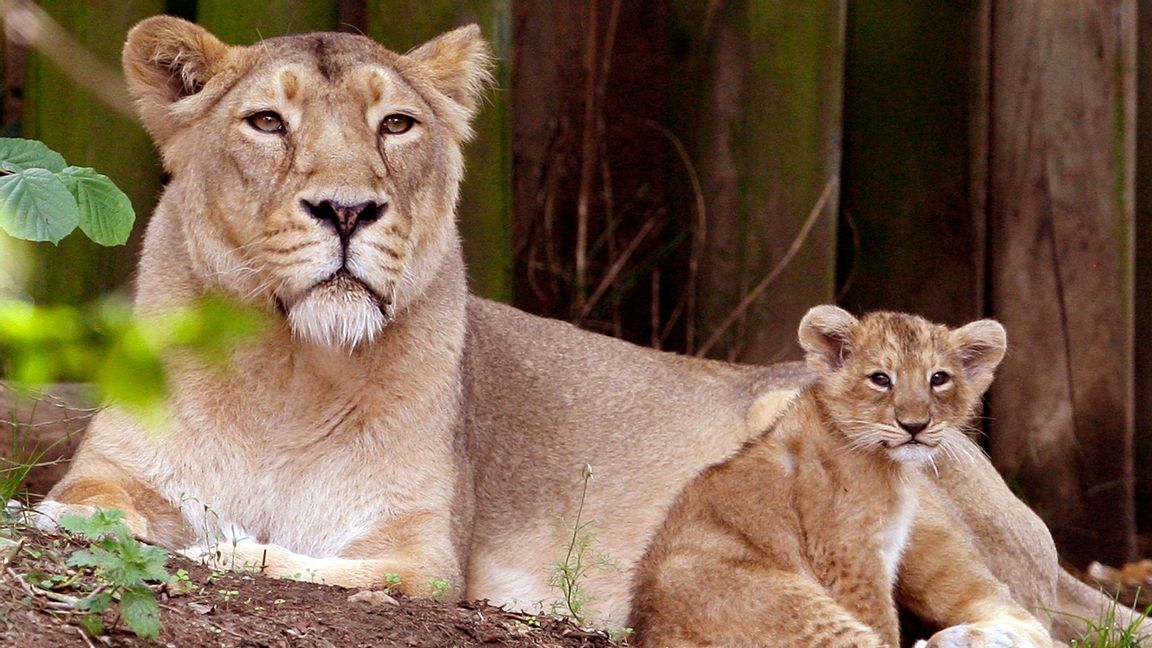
[0,137,134,246]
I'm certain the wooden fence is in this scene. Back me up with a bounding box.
[0,0,1145,568]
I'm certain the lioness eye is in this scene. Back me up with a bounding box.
[247,111,285,134]
[930,371,951,387]
[380,114,416,135]
[869,372,891,388]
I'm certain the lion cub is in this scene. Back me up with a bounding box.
[630,306,1052,648]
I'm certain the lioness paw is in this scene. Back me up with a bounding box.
[182,539,298,576]
[30,500,150,538]
[917,623,1046,648]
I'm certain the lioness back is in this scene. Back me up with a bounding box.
[464,298,805,617]
[630,306,1051,648]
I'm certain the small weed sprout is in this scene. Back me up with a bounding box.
[58,509,173,640]
[549,464,617,626]
[1050,590,1151,648]
[429,578,451,600]
[384,572,403,590]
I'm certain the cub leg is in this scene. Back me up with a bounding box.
[635,565,890,648]
[898,493,1052,648]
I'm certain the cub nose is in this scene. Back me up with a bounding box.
[897,420,929,436]
[303,199,387,242]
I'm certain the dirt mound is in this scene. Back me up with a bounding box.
[0,525,623,648]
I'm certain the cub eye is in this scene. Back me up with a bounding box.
[930,371,951,387]
[380,114,416,135]
[869,372,892,389]
[246,111,285,134]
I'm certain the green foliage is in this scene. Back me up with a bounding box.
[1065,593,1151,648]
[59,509,173,640]
[0,138,134,245]
[549,464,616,627]
[0,294,266,420]
[429,578,451,601]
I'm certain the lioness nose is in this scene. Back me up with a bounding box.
[303,199,387,242]
[897,420,929,436]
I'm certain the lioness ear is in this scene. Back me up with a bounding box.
[951,319,1007,393]
[405,24,494,119]
[122,16,231,142]
[798,305,858,374]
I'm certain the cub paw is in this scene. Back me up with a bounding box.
[917,623,1043,648]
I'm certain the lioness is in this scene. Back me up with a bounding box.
[632,306,1049,648]
[37,17,1131,638]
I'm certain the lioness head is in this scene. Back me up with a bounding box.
[798,305,1007,463]
[124,17,492,347]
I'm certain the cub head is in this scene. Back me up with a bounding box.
[797,305,1007,463]
[123,16,492,347]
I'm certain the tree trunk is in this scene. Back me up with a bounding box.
[988,0,1137,567]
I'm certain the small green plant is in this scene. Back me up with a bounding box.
[549,464,617,626]
[429,577,451,601]
[0,137,134,246]
[1054,590,1151,648]
[606,626,634,643]
[58,509,174,640]
[384,572,403,590]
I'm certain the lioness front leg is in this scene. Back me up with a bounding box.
[184,511,462,598]
[36,454,191,547]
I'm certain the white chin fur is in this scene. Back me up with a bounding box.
[888,443,937,464]
[286,281,389,348]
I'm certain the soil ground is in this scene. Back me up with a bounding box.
[0,524,623,648]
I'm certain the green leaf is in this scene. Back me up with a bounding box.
[0,138,67,173]
[67,546,121,573]
[57,166,135,246]
[0,168,79,243]
[120,586,162,640]
[76,591,113,614]
[116,540,172,584]
[79,612,105,637]
[59,509,128,539]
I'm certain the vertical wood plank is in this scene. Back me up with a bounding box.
[1,17,24,136]
[1134,0,1152,534]
[512,1,686,344]
[988,0,1137,566]
[669,0,844,362]
[195,1,341,42]
[21,1,164,304]
[367,1,513,303]
[837,1,985,325]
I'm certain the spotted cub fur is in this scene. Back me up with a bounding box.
[630,306,1051,648]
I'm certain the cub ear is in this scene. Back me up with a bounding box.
[122,16,231,143]
[405,24,494,119]
[798,305,858,374]
[951,319,1007,393]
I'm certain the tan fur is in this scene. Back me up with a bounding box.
[36,18,1138,637]
[631,307,1050,648]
